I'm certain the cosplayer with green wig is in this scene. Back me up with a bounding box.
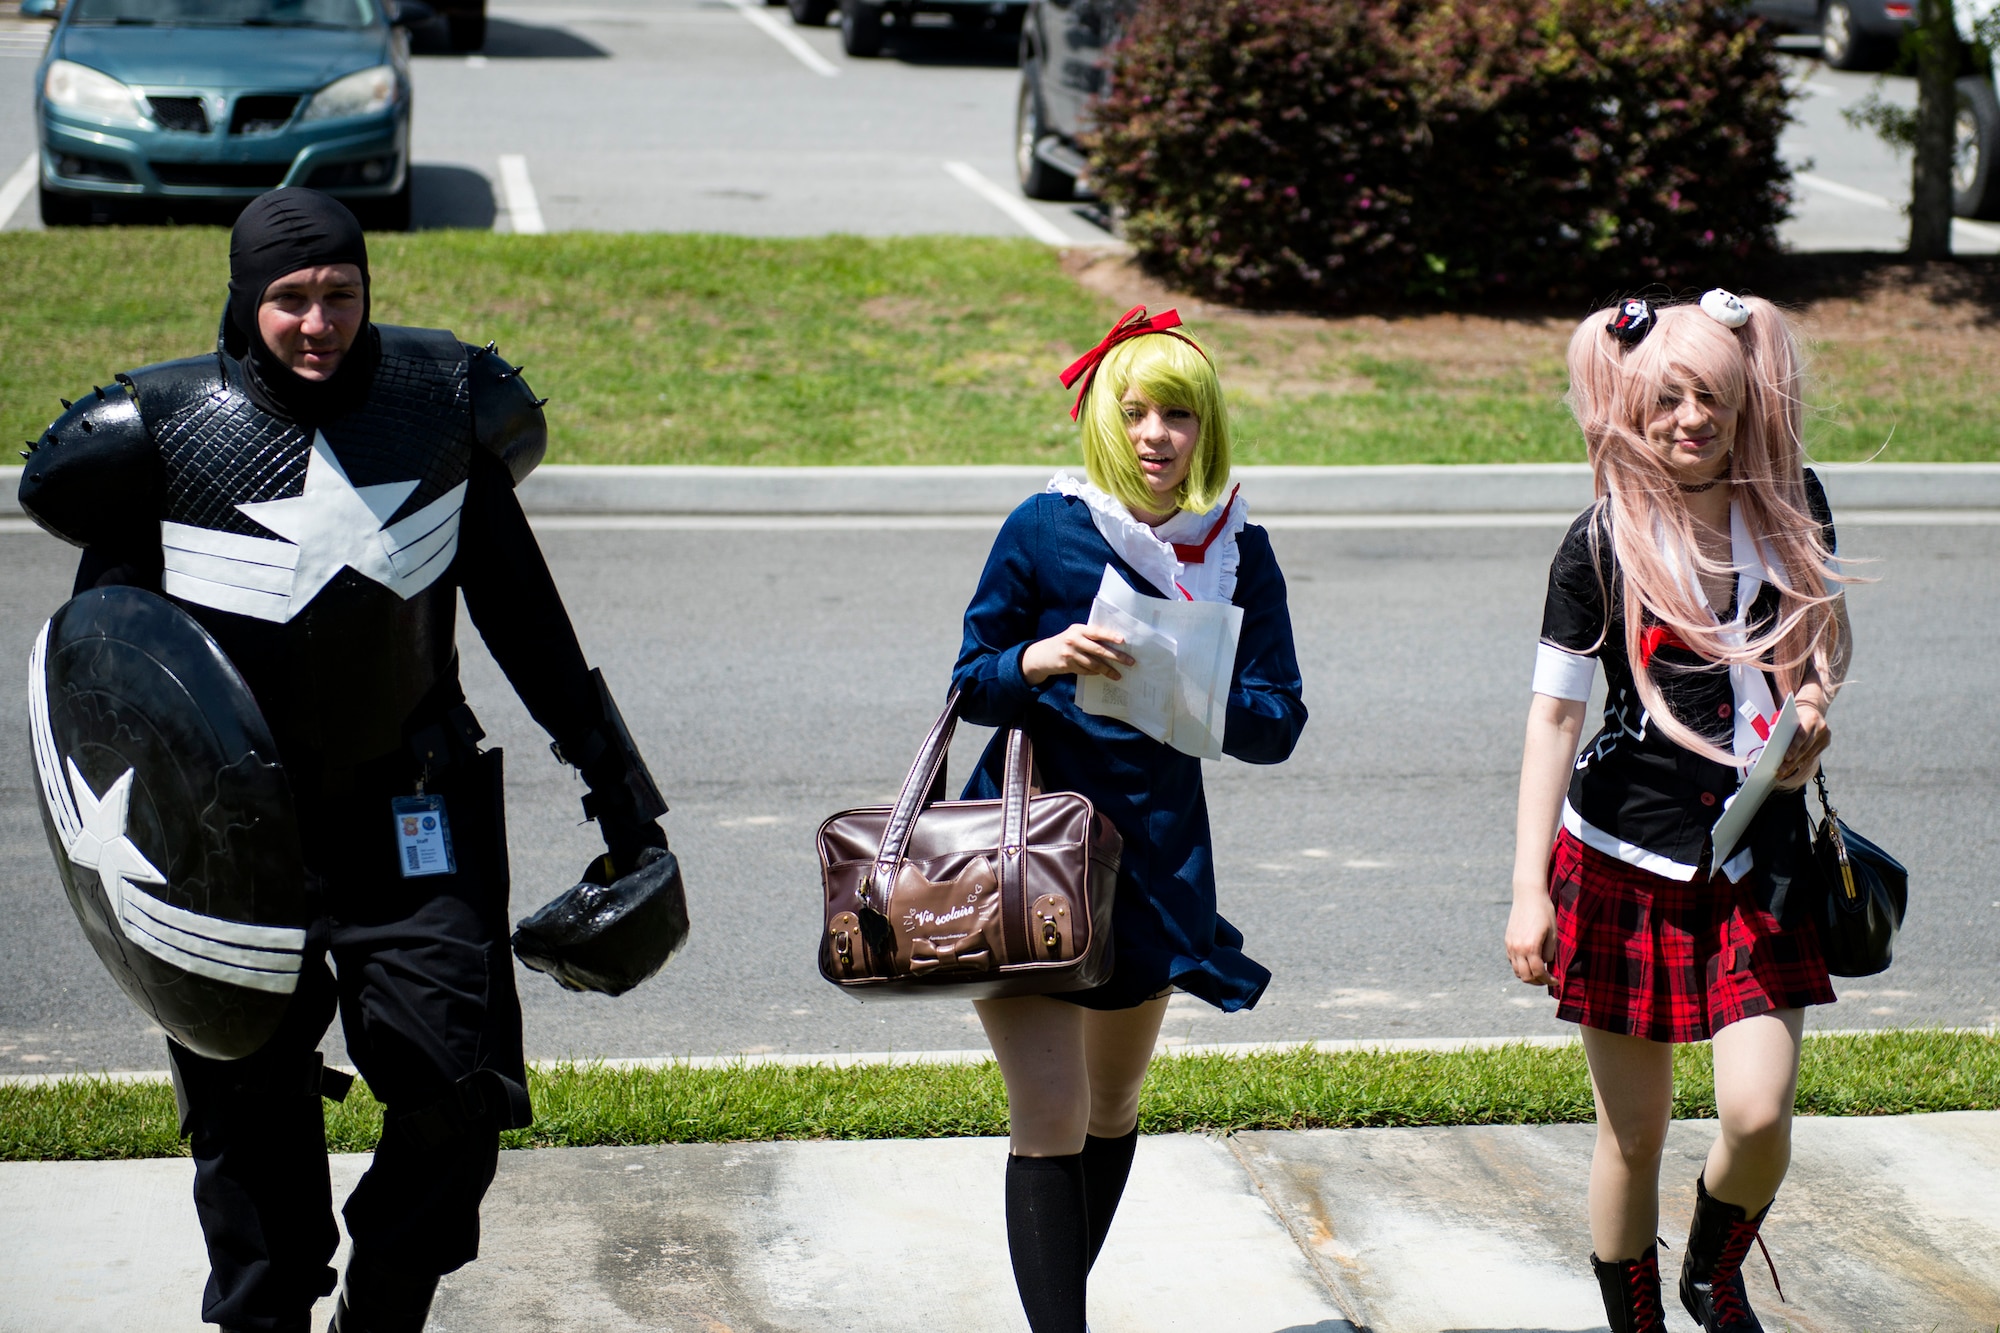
[948,305,1308,1333]
[1075,328,1234,519]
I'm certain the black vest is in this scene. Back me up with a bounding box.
[20,326,546,774]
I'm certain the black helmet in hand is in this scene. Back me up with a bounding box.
[511,844,689,996]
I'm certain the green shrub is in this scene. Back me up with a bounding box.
[1089,0,1794,306]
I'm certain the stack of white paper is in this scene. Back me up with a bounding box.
[1075,566,1244,760]
[1707,693,1801,868]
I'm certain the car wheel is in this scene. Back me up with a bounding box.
[447,10,486,51]
[1820,0,1894,72]
[1016,71,1074,201]
[789,0,832,22]
[1955,76,2000,221]
[839,0,884,57]
[38,185,89,227]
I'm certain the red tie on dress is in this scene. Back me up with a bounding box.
[1172,485,1241,563]
[1058,304,1211,421]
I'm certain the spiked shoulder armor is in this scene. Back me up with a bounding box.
[18,373,171,548]
[467,343,547,486]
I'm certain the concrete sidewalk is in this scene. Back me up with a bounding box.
[4,1113,1997,1332]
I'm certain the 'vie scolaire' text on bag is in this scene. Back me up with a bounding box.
[816,691,1121,1000]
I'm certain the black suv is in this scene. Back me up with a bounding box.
[1752,0,1998,219]
[1014,0,1131,199]
[783,0,1027,59]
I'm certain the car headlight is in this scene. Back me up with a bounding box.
[43,60,146,127]
[300,65,398,123]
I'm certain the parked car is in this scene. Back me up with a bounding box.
[1962,2,2000,218]
[1748,0,1912,70]
[1014,0,1130,200]
[1752,0,1999,218]
[24,0,429,228]
[783,0,1026,60]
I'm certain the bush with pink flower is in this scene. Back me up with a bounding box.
[1087,0,1793,307]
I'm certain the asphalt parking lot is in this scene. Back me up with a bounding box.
[2,0,1999,251]
[0,4,1996,1074]
[2,517,1995,1074]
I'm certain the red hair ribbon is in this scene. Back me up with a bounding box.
[1059,304,1210,421]
[1172,485,1241,564]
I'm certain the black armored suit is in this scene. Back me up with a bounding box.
[21,326,667,1332]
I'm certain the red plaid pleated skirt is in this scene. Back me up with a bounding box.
[1547,829,1835,1043]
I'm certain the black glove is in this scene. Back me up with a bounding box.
[594,807,669,881]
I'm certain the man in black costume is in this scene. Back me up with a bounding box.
[19,189,669,1333]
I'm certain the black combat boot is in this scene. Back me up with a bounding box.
[1592,1243,1668,1333]
[328,1250,439,1333]
[1679,1176,1781,1333]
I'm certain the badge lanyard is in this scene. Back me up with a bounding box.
[391,790,455,878]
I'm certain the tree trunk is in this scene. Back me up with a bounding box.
[1910,0,1961,259]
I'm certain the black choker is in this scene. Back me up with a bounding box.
[1677,478,1724,493]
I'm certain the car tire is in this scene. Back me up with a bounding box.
[1016,70,1074,202]
[447,10,486,51]
[1955,76,2000,220]
[38,185,89,227]
[1820,0,1895,72]
[839,0,884,57]
[789,0,832,22]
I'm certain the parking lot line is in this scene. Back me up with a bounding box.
[729,0,839,78]
[0,152,37,230]
[942,159,1071,245]
[1797,170,2000,246]
[497,154,546,235]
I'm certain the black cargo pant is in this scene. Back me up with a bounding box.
[166,745,532,1333]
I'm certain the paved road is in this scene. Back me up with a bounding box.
[2,515,1994,1073]
[2,3,1997,251]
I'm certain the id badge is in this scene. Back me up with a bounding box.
[391,794,456,878]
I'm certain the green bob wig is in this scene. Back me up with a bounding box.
[1077,330,1233,516]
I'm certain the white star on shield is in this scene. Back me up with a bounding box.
[63,759,168,925]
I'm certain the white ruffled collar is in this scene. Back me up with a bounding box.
[1046,474,1246,603]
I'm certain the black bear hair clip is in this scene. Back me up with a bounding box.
[1607,298,1655,346]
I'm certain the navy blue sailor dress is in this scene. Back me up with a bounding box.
[950,490,1308,1011]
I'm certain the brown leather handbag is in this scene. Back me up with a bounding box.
[816,691,1121,1001]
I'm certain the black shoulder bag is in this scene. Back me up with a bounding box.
[1807,772,1909,978]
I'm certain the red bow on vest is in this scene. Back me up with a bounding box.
[1173,484,1241,563]
[1059,304,1210,421]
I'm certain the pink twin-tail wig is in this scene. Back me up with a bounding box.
[1564,296,1845,765]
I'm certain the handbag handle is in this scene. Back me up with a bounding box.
[1813,771,1858,901]
[863,690,1035,914]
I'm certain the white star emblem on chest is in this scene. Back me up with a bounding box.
[236,431,423,616]
[159,431,469,624]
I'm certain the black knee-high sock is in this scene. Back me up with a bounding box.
[1080,1129,1139,1271]
[1004,1153,1089,1333]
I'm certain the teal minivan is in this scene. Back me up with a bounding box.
[26,0,430,227]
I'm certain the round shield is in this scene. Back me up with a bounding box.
[28,586,307,1060]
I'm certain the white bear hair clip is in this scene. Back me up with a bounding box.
[1699,289,1750,329]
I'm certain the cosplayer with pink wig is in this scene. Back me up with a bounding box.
[1506,292,1853,1333]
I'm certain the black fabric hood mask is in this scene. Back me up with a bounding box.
[222,188,377,423]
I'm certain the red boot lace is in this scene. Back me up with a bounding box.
[1710,1217,1785,1325]
[1627,1247,1666,1332]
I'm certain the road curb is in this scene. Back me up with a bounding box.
[5,463,1996,519]
[511,462,2000,516]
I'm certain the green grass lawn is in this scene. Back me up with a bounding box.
[4,1031,1993,1161]
[2,230,1992,467]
